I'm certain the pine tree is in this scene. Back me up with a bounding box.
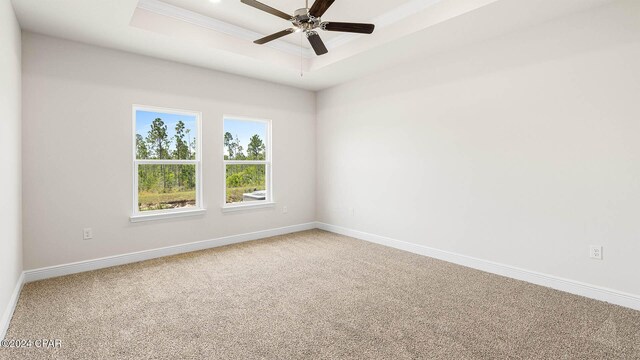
[135,134,149,159]
[146,118,170,191]
[224,132,234,160]
[174,121,189,160]
[247,134,265,160]
[146,118,170,159]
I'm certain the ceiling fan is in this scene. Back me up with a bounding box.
[241,0,375,56]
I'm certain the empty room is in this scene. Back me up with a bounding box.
[1,0,639,358]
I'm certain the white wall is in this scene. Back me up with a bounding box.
[22,33,316,270]
[0,0,22,332]
[16,0,640,300]
[317,0,640,296]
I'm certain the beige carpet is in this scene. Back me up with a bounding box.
[2,230,640,359]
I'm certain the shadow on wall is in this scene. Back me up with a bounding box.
[319,0,640,104]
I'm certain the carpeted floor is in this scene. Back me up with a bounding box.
[2,230,640,359]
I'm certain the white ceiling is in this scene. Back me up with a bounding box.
[11,0,614,91]
[160,0,407,48]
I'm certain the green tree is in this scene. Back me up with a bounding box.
[224,132,245,160]
[174,121,196,188]
[146,118,170,191]
[247,134,265,160]
[146,118,170,159]
[186,128,193,160]
[224,132,234,159]
[136,134,151,191]
[173,121,189,160]
[234,143,246,160]
[136,134,149,159]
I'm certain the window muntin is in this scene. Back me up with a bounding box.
[223,117,271,207]
[133,106,202,215]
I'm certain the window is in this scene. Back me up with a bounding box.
[223,117,272,209]
[132,106,203,221]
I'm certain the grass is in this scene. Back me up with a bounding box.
[138,186,264,210]
[139,190,196,211]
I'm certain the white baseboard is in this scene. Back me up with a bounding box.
[24,222,316,283]
[0,272,24,340]
[316,222,640,311]
[7,220,639,337]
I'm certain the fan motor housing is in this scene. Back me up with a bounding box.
[293,7,320,30]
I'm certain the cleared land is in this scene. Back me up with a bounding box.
[138,186,266,210]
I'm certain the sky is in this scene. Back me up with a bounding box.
[224,118,267,157]
[136,112,267,156]
[136,110,197,152]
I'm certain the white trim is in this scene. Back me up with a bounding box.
[0,272,24,340]
[221,202,276,213]
[137,0,315,58]
[222,115,273,208]
[8,221,639,333]
[23,223,316,283]
[224,160,268,166]
[315,222,640,311]
[132,104,203,218]
[135,160,198,165]
[130,208,206,223]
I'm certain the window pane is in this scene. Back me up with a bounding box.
[223,119,267,160]
[138,164,196,211]
[226,164,267,204]
[136,110,198,160]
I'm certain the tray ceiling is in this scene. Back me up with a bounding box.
[12,0,614,90]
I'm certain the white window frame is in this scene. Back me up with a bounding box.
[222,115,274,212]
[130,105,204,222]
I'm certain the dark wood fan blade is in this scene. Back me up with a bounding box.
[322,22,375,34]
[241,0,292,20]
[309,0,335,18]
[307,32,328,56]
[254,29,294,44]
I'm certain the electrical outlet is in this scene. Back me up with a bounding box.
[282,206,288,214]
[589,245,603,260]
[83,228,93,240]
[349,207,355,216]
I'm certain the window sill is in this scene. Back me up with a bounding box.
[130,209,207,223]
[221,202,276,213]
